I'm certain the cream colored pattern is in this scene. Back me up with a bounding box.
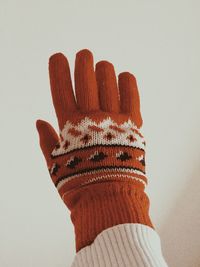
[51,117,145,157]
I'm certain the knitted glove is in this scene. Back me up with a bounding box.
[36,49,154,252]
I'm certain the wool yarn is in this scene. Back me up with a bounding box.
[36,49,154,252]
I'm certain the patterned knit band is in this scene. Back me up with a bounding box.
[48,116,147,198]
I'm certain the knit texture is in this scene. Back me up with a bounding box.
[51,116,147,189]
[65,181,153,251]
[46,112,154,251]
[71,223,168,267]
[36,49,155,252]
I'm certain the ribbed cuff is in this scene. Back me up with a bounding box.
[63,180,154,252]
[71,223,168,267]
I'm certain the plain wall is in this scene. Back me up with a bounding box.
[1,1,200,266]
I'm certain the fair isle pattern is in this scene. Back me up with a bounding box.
[71,223,169,267]
[51,117,145,157]
[57,168,146,191]
[48,116,147,194]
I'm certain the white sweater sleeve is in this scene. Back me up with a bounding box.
[71,223,169,267]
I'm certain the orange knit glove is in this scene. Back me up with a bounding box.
[36,49,154,252]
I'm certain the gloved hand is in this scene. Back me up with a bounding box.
[36,49,153,252]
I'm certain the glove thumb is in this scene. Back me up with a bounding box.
[36,119,59,165]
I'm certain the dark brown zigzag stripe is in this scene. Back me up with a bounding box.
[54,166,146,187]
[51,144,145,159]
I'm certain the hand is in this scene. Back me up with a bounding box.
[36,49,150,251]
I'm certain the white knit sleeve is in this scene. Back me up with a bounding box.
[71,223,168,267]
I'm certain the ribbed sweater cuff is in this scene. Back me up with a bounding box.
[71,223,168,267]
[63,180,154,252]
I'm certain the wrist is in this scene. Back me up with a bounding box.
[63,180,154,252]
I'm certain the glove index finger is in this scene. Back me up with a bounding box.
[49,53,77,130]
[36,120,59,164]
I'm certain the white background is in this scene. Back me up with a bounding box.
[1,1,200,266]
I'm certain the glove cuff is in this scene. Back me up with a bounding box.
[63,180,154,252]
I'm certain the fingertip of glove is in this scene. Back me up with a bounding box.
[36,119,45,131]
[36,119,41,132]
[49,52,67,65]
[96,60,114,70]
[76,49,93,62]
[118,72,136,81]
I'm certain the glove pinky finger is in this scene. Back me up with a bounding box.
[36,119,59,164]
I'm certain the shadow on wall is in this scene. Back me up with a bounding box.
[160,165,200,267]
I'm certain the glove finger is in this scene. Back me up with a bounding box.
[118,72,143,128]
[36,119,59,164]
[74,49,100,112]
[95,61,120,113]
[49,53,77,130]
